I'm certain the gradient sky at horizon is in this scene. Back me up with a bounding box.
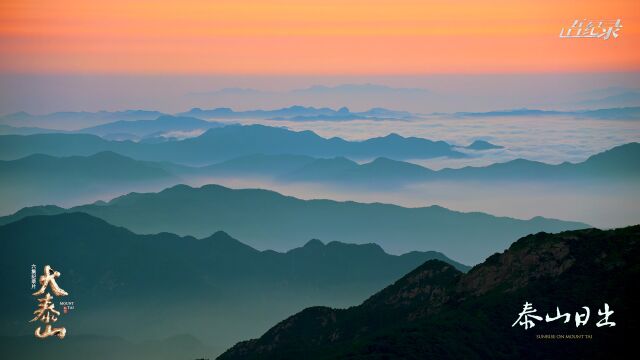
[1,0,639,75]
[1,1,639,113]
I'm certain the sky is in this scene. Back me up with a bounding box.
[0,0,639,113]
[1,0,638,74]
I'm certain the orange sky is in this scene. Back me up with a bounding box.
[1,0,639,74]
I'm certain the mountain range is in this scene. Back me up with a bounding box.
[2,139,636,192]
[219,225,639,359]
[1,143,635,216]
[179,105,415,121]
[0,151,179,214]
[0,124,464,164]
[0,212,467,357]
[3,128,636,194]
[0,106,416,134]
[6,140,622,188]
[200,142,640,186]
[0,184,589,264]
[183,83,640,113]
[454,106,640,120]
[3,104,638,138]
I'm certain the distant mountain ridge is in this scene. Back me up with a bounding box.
[0,184,589,264]
[178,105,416,121]
[0,108,410,139]
[0,151,180,215]
[454,106,640,120]
[0,151,175,181]
[178,142,640,186]
[3,141,635,187]
[2,105,637,135]
[0,124,465,164]
[463,139,504,150]
[1,143,635,216]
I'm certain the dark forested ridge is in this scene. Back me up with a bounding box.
[0,212,467,357]
[220,225,639,360]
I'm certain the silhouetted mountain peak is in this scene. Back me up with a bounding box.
[584,142,639,164]
[303,238,325,248]
[7,204,66,219]
[363,259,461,310]
[165,183,196,192]
[210,230,234,240]
[382,133,404,140]
[465,139,504,150]
[8,212,130,237]
[202,231,259,253]
[325,241,386,255]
